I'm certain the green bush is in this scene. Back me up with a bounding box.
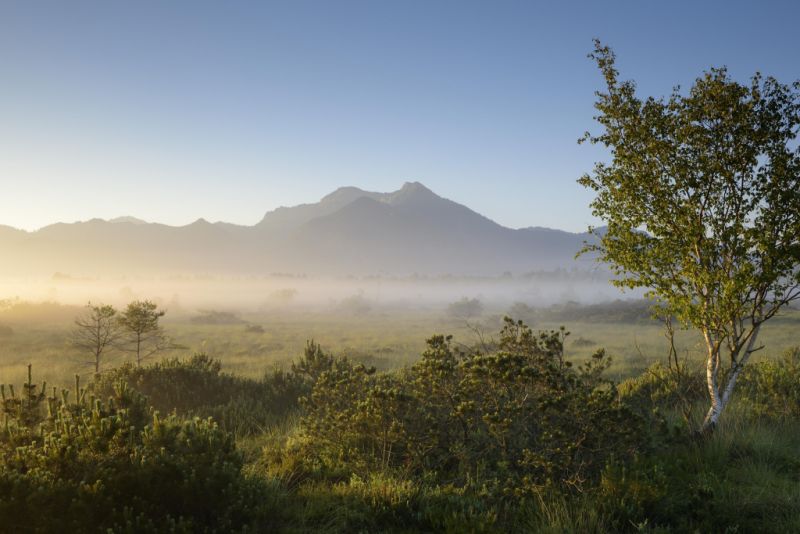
[618,361,706,432]
[737,347,800,420]
[290,318,644,499]
[93,353,305,436]
[0,368,279,533]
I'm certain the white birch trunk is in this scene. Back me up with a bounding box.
[701,324,762,432]
[702,330,722,431]
[720,324,761,408]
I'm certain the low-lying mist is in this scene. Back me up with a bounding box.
[0,269,640,320]
[0,269,664,387]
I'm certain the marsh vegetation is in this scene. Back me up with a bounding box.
[1,293,799,532]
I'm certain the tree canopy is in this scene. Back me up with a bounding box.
[579,40,800,430]
[119,300,169,366]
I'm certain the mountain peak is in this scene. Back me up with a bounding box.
[320,186,374,204]
[386,181,439,206]
[399,181,430,193]
[108,216,148,225]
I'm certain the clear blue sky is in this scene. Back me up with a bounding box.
[1,0,797,232]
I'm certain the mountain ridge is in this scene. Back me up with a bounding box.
[0,183,600,276]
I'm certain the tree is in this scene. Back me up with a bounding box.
[71,303,121,373]
[579,41,800,431]
[118,300,169,366]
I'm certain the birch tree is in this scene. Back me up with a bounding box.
[579,41,800,431]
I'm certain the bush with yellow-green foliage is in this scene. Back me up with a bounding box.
[737,347,800,420]
[281,318,644,500]
[93,352,305,437]
[0,367,279,533]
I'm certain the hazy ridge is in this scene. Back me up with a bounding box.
[0,182,598,277]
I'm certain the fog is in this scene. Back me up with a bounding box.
[0,183,638,320]
[0,269,641,319]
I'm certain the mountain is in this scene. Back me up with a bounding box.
[256,186,385,231]
[108,216,148,225]
[0,182,598,276]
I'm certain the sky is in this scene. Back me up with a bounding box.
[0,0,798,233]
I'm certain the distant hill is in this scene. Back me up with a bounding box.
[108,216,149,225]
[0,182,599,276]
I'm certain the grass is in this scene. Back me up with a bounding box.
[250,410,800,532]
[645,410,800,533]
[2,306,799,385]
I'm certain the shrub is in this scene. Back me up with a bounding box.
[245,324,265,334]
[0,368,278,533]
[737,347,800,420]
[447,297,484,319]
[618,361,706,429]
[93,353,305,436]
[290,340,336,386]
[292,318,644,498]
[190,310,245,325]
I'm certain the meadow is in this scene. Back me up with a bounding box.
[2,298,800,532]
[2,299,798,384]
